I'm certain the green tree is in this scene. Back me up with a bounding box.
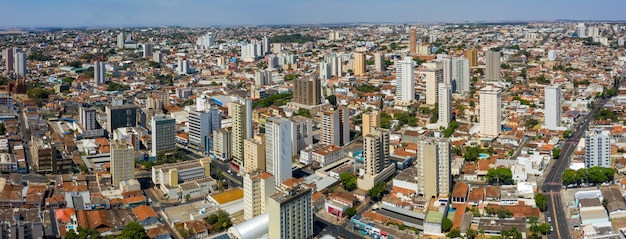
[339,172,357,191]
[63,76,75,84]
[68,60,82,68]
[562,169,577,186]
[107,83,123,91]
[552,148,561,159]
[464,146,483,161]
[327,95,338,106]
[119,222,148,239]
[368,182,387,201]
[27,87,49,99]
[442,218,453,232]
[294,108,312,118]
[535,193,549,212]
[496,207,513,219]
[466,228,478,239]
[446,228,461,238]
[486,168,513,185]
[346,207,357,218]
[501,227,523,239]
[207,214,218,224]
[148,61,161,68]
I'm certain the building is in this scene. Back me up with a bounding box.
[330,54,342,77]
[362,110,380,137]
[585,129,611,168]
[3,48,13,72]
[243,136,266,174]
[321,109,350,147]
[312,144,344,167]
[353,52,366,76]
[465,48,477,67]
[485,50,501,82]
[293,78,321,106]
[196,32,215,48]
[111,140,135,186]
[268,186,313,239]
[424,68,443,105]
[151,159,211,199]
[409,26,417,54]
[255,70,272,86]
[416,136,451,200]
[117,32,125,48]
[438,56,453,86]
[94,61,106,84]
[213,127,232,161]
[151,115,176,156]
[106,104,139,136]
[177,58,190,74]
[395,57,415,102]
[452,57,470,93]
[143,43,153,57]
[373,52,385,72]
[79,107,104,138]
[544,85,562,130]
[480,86,502,138]
[243,171,275,220]
[263,36,271,54]
[231,98,253,168]
[319,61,331,81]
[15,53,26,77]
[359,127,395,190]
[265,117,293,187]
[438,83,452,128]
[188,107,221,153]
[291,116,313,153]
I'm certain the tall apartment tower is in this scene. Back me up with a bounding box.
[452,57,470,93]
[151,115,176,156]
[188,107,221,153]
[438,83,452,128]
[244,136,266,174]
[293,78,321,105]
[353,52,366,76]
[544,85,562,130]
[364,127,390,177]
[15,53,26,77]
[255,70,272,86]
[213,127,232,161]
[263,36,271,55]
[584,129,611,168]
[117,32,125,49]
[2,48,13,72]
[230,98,253,167]
[425,68,443,105]
[143,43,153,57]
[439,56,453,86]
[321,109,350,146]
[291,116,313,153]
[395,57,415,102]
[362,110,380,137]
[94,61,106,84]
[79,107,99,131]
[319,61,331,82]
[415,136,451,200]
[409,26,417,54]
[373,52,385,72]
[265,117,293,187]
[268,186,313,239]
[465,48,478,67]
[111,140,135,185]
[330,54,342,77]
[243,171,275,220]
[479,86,502,138]
[485,50,501,82]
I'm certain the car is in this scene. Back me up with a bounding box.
[548,217,552,222]
[227,170,232,174]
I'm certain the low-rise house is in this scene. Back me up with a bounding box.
[133,205,159,226]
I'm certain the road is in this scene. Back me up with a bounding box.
[314,216,365,239]
[16,102,34,174]
[541,96,609,239]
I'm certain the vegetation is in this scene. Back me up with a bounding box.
[68,60,82,68]
[535,193,549,212]
[119,222,148,239]
[500,227,523,239]
[563,130,573,138]
[27,87,50,99]
[380,112,392,129]
[339,172,357,191]
[466,228,478,239]
[106,82,129,91]
[562,167,615,186]
[28,52,52,61]
[65,227,102,239]
[148,61,161,68]
[532,74,550,84]
[206,210,232,231]
[552,148,561,159]
[486,168,514,185]
[368,182,387,201]
[346,207,357,218]
[446,228,462,238]
[0,123,4,135]
[443,121,459,137]
[293,108,311,118]
[379,111,418,129]
[271,34,316,43]
[595,109,617,121]
[327,95,337,106]
[355,84,380,93]
[442,218,453,232]
[253,92,293,108]
[139,149,185,168]
[283,74,298,81]
[463,146,486,161]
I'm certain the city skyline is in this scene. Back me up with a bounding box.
[1,0,624,28]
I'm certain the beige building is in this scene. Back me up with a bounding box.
[373,52,385,72]
[465,48,478,67]
[268,185,313,239]
[312,144,344,167]
[409,26,417,54]
[291,116,313,153]
[416,136,451,200]
[359,127,395,190]
[353,52,366,76]
[485,50,501,82]
[321,108,350,146]
[243,135,266,174]
[212,127,232,161]
[362,110,380,137]
[151,159,211,199]
[243,171,275,220]
[479,85,502,138]
[293,78,321,106]
[230,99,253,167]
[417,43,430,55]
[424,68,443,105]
[111,140,135,186]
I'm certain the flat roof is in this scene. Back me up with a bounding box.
[210,188,243,205]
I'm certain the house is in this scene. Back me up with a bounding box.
[451,182,469,204]
[122,195,146,208]
[147,226,172,239]
[133,205,159,226]
[77,210,112,233]
[185,220,210,239]
[601,187,626,219]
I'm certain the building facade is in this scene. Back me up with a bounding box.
[544,85,562,130]
[395,57,415,102]
[265,117,293,187]
[111,140,135,185]
[479,86,502,138]
[585,129,611,168]
[151,115,176,156]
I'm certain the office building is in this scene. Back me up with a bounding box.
[395,57,415,102]
[2,48,13,72]
[321,108,350,147]
[15,53,26,77]
[584,129,611,168]
[438,83,452,128]
[409,26,417,54]
[416,136,451,200]
[268,186,313,239]
[373,52,385,72]
[452,57,470,93]
[94,61,106,84]
[479,86,502,138]
[188,107,221,153]
[362,110,380,137]
[465,48,478,67]
[230,98,253,167]
[255,70,272,86]
[80,107,99,131]
[117,32,125,49]
[485,50,501,82]
[143,43,153,57]
[111,140,135,186]
[544,85,562,130]
[196,32,215,48]
[291,116,313,153]
[424,68,443,105]
[330,54,342,77]
[353,52,366,76]
[151,115,176,156]
[152,159,211,198]
[293,78,321,105]
[265,117,293,187]
[106,104,139,135]
[243,171,275,220]
[213,127,232,161]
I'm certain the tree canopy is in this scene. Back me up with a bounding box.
[368,182,387,201]
[119,222,148,239]
[486,168,514,185]
[442,218,453,232]
[562,166,614,186]
[339,172,357,191]
[327,95,337,106]
[535,193,548,212]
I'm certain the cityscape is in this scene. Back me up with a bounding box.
[0,2,626,239]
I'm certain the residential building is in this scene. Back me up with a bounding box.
[544,85,562,130]
[230,98,253,167]
[265,117,293,187]
[312,144,344,167]
[151,115,176,156]
[244,136,266,174]
[94,61,106,84]
[353,52,366,76]
[321,108,350,147]
[373,52,385,72]
[452,57,470,92]
[255,70,272,86]
[395,57,415,102]
[330,54,342,77]
[111,140,135,186]
[359,127,395,190]
[438,83,452,128]
[409,26,417,54]
[268,186,313,239]
[213,127,232,161]
[293,78,321,105]
[480,86,501,138]
[465,48,477,67]
[291,116,313,153]
[485,50,501,82]
[362,110,380,137]
[3,48,13,72]
[15,52,26,77]
[188,107,221,153]
[319,61,331,81]
[585,129,611,168]
[416,136,451,200]
[424,68,443,105]
[117,32,125,48]
[243,171,275,220]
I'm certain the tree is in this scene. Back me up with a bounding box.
[119,222,148,239]
[535,193,549,212]
[68,60,82,68]
[441,218,453,232]
[327,95,337,106]
[339,172,357,191]
[496,207,513,219]
[446,228,461,238]
[552,148,561,159]
[486,168,513,185]
[0,123,4,135]
[464,146,483,161]
[27,87,49,99]
[207,214,218,224]
[466,228,478,239]
[501,227,523,239]
[294,108,311,118]
[368,182,387,201]
[185,194,191,202]
[107,83,124,91]
[562,168,577,186]
[346,207,357,218]
[148,61,161,68]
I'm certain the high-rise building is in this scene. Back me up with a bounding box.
[111,140,135,186]
[330,54,342,77]
[321,109,350,147]
[265,117,293,187]
[479,86,502,138]
[362,110,380,137]
[143,43,153,58]
[452,57,470,93]
[188,107,221,153]
[15,53,26,77]
[319,61,331,82]
[151,115,176,156]
[213,127,232,161]
[465,48,478,67]
[244,136,266,174]
[177,58,190,74]
[152,52,163,63]
[415,136,451,200]
[577,23,586,38]
[409,26,417,54]
[196,32,215,48]
[117,32,125,49]
[395,57,415,102]
[424,68,443,105]
[255,70,272,86]
[485,50,501,82]
[438,83,452,128]
[547,50,558,61]
[94,61,106,84]
[291,116,313,153]
[80,107,99,131]
[263,36,271,55]
[106,104,139,135]
[373,52,385,72]
[438,55,453,86]
[353,52,366,76]
[243,171,275,220]
[231,99,253,167]
[2,48,13,72]
[584,128,611,168]
[293,78,321,106]
[268,185,313,239]
[364,127,390,177]
[544,85,562,130]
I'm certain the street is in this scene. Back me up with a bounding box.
[16,101,34,174]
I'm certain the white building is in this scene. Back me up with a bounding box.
[395,57,415,102]
[452,57,470,93]
[188,107,221,153]
[544,85,562,130]
[94,61,106,84]
[196,32,215,48]
[111,140,135,186]
[15,53,26,77]
[547,50,558,61]
[480,86,502,138]
[438,83,452,128]
[584,129,611,168]
[424,68,443,105]
[265,117,293,187]
[243,171,275,220]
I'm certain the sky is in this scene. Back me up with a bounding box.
[1,0,624,28]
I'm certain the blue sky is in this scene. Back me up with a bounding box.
[0,0,622,27]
